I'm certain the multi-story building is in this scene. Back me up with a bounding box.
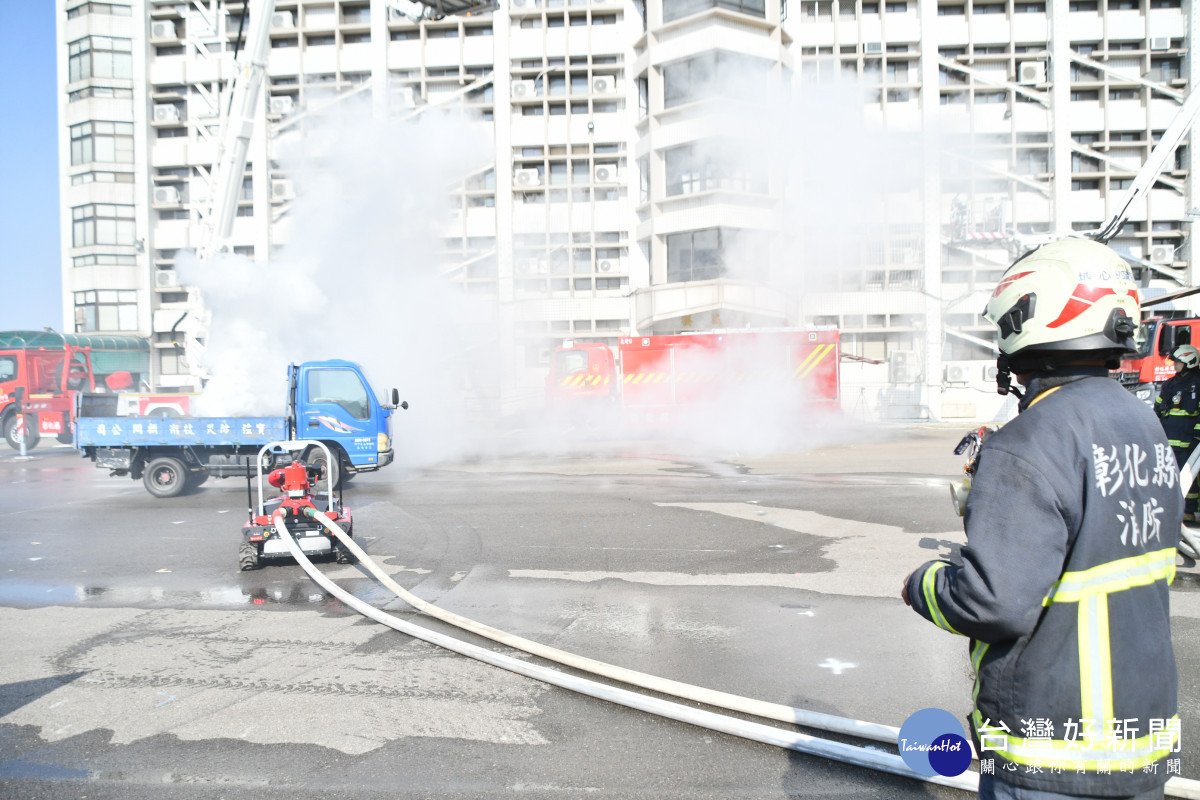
[55,0,1198,420]
[791,0,1198,420]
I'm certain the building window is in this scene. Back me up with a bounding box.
[663,0,766,22]
[72,253,137,267]
[664,143,768,196]
[74,290,138,332]
[663,51,772,108]
[67,2,133,18]
[71,203,135,247]
[667,229,721,282]
[67,35,133,82]
[70,171,134,185]
[70,121,134,165]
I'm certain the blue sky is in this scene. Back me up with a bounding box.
[0,3,63,331]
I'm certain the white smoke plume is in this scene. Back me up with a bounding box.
[178,97,495,467]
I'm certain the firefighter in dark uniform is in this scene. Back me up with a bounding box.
[903,238,1180,800]
[1156,343,1200,520]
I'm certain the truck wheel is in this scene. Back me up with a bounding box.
[304,446,341,492]
[143,456,188,498]
[56,433,74,445]
[3,414,40,452]
[185,469,210,490]
[239,542,260,571]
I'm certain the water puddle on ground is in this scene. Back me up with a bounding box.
[0,578,370,612]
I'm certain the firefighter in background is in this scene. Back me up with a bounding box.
[902,238,1180,799]
[1156,343,1200,521]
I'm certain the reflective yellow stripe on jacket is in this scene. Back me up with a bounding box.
[975,547,1178,769]
[1043,548,1176,604]
[921,562,962,636]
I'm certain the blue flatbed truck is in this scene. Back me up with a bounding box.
[75,360,404,498]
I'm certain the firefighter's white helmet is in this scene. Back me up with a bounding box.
[984,238,1140,359]
[1174,344,1200,369]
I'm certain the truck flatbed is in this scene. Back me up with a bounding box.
[75,417,287,448]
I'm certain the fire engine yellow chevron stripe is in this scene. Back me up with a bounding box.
[1043,548,1176,604]
[796,344,835,380]
[922,562,963,636]
[791,345,823,379]
[791,347,820,378]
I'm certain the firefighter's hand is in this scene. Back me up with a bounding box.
[901,570,915,606]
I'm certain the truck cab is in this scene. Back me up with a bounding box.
[1114,316,1200,403]
[545,343,617,406]
[290,360,398,476]
[0,339,95,449]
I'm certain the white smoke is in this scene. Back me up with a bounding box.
[179,98,495,467]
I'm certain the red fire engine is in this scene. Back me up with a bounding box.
[546,329,840,421]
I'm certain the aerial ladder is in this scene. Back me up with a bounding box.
[169,0,494,387]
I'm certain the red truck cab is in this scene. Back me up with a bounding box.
[1113,316,1200,403]
[545,342,618,406]
[0,341,96,449]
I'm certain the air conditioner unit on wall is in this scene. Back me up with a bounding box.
[889,350,919,384]
[863,42,883,55]
[592,76,615,94]
[944,363,970,384]
[514,168,542,187]
[1018,61,1046,85]
[515,258,541,274]
[511,80,537,98]
[271,179,295,201]
[271,11,294,29]
[1150,37,1171,51]
[155,270,179,289]
[511,0,530,7]
[154,186,181,204]
[269,95,295,116]
[150,21,177,39]
[153,104,181,123]
[593,164,618,184]
[1150,244,1176,264]
[596,257,623,273]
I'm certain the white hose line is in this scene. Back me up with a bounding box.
[286,512,1200,800]
[308,508,902,746]
[273,512,977,793]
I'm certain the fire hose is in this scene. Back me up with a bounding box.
[274,510,1200,798]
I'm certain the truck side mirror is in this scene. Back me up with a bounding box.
[390,388,400,407]
[400,400,409,410]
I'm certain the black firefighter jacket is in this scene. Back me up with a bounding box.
[1155,368,1200,454]
[906,368,1180,796]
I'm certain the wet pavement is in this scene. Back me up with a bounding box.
[1,430,1198,799]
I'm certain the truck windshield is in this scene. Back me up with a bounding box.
[307,369,370,420]
[556,350,588,378]
[0,356,14,381]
